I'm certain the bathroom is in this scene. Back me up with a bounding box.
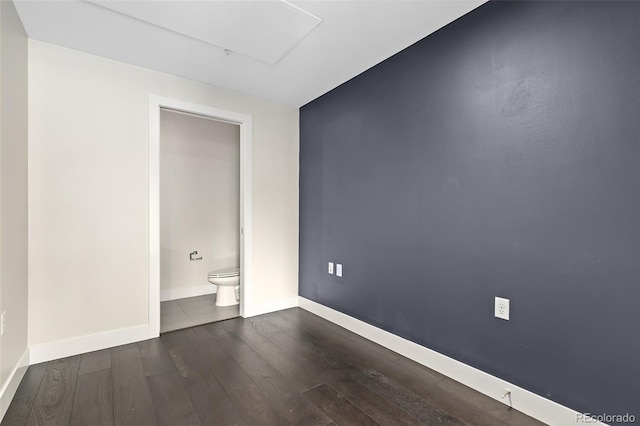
[159,108,241,333]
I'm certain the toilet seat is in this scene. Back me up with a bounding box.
[207,267,240,279]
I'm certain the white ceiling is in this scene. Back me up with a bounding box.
[14,0,486,107]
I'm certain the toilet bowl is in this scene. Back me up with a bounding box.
[207,267,240,307]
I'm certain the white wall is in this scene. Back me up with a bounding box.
[28,40,299,353]
[0,0,29,417]
[160,110,240,301]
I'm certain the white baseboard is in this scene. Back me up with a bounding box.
[298,297,603,426]
[29,324,150,364]
[0,348,30,422]
[27,295,292,364]
[243,296,299,318]
[161,284,216,302]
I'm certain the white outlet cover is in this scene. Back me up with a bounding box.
[328,262,334,274]
[495,297,510,320]
[336,264,343,277]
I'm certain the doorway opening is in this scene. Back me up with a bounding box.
[148,96,253,337]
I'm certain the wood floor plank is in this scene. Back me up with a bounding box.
[268,315,457,424]
[111,344,145,377]
[245,318,347,386]
[146,370,203,426]
[111,345,158,426]
[348,366,467,425]
[190,333,255,392]
[163,325,288,425]
[206,322,332,425]
[2,363,48,426]
[243,315,281,336]
[111,374,158,426]
[159,329,192,352]
[161,330,210,379]
[303,383,380,426]
[161,328,247,425]
[137,338,175,377]
[284,308,442,385]
[187,326,226,356]
[277,309,515,426]
[79,349,111,376]
[221,318,325,392]
[437,378,543,426]
[14,363,48,400]
[26,356,81,426]
[179,368,247,426]
[267,310,475,425]
[256,316,354,383]
[70,369,114,426]
[2,396,36,426]
[224,385,290,426]
[279,308,446,385]
[183,326,289,426]
[329,375,421,426]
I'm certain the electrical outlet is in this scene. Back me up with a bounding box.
[328,262,334,274]
[1,311,6,335]
[336,264,343,277]
[495,297,510,320]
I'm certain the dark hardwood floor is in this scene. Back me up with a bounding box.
[3,308,544,426]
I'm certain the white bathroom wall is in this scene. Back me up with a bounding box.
[28,40,299,358]
[160,110,240,301]
[0,0,30,418]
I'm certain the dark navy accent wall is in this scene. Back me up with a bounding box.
[299,1,640,418]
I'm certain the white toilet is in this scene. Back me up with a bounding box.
[207,267,240,307]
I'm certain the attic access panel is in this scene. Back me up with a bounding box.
[88,0,321,64]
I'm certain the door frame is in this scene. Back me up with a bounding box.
[148,95,253,337]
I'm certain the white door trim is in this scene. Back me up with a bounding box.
[148,95,253,338]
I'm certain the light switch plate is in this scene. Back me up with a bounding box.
[336,264,343,277]
[328,262,334,274]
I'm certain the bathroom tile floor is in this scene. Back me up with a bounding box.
[160,293,239,333]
